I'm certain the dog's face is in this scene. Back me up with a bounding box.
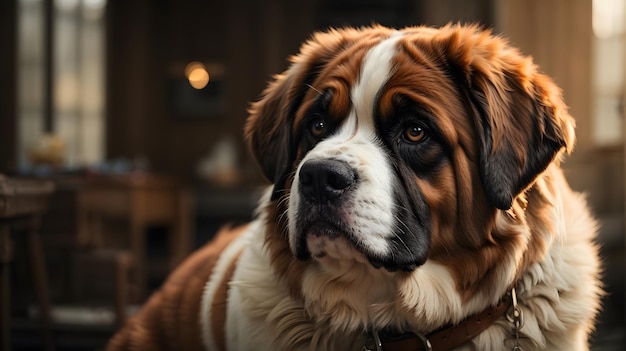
[246,25,574,294]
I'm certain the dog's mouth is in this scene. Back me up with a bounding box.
[295,218,420,272]
[297,220,366,260]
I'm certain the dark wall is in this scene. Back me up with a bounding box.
[0,0,17,173]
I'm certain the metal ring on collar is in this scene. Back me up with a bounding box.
[364,330,433,351]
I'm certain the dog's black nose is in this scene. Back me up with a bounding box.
[299,159,356,202]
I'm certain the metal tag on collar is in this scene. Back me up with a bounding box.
[506,287,524,351]
[415,332,433,351]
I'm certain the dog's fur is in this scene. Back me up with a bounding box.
[107,24,602,351]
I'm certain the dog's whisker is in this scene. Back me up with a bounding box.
[305,83,323,96]
[276,193,291,208]
[391,202,412,213]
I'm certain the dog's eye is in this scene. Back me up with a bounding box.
[309,116,326,138]
[403,123,427,143]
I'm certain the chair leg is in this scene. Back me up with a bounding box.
[0,224,12,351]
[114,252,133,328]
[28,221,55,351]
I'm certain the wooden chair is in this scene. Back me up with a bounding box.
[0,176,55,351]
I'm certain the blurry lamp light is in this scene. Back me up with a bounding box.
[185,61,210,89]
[189,68,210,89]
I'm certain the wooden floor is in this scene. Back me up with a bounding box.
[12,317,115,351]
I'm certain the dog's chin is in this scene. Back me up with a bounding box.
[296,225,420,273]
[305,233,371,265]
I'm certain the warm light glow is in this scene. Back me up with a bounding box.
[184,61,204,78]
[184,61,210,89]
[188,68,210,89]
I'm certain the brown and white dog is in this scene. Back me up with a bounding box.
[107,24,602,351]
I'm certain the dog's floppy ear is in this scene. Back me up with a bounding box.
[438,25,575,210]
[245,68,300,190]
[246,63,321,200]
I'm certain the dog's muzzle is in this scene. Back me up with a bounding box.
[292,156,428,272]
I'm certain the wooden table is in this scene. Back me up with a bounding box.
[78,173,193,300]
[0,176,55,351]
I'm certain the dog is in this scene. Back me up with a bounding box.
[106,24,602,351]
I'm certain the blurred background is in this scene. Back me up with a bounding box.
[0,0,623,349]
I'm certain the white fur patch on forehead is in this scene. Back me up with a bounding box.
[351,32,403,130]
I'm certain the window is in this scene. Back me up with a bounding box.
[17,0,106,169]
[592,0,625,146]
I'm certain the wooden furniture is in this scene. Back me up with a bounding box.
[78,173,193,301]
[38,176,132,321]
[0,176,55,351]
[71,249,134,327]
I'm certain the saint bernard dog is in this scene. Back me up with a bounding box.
[107,24,602,351]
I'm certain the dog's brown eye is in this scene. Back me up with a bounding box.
[310,118,326,138]
[404,124,426,143]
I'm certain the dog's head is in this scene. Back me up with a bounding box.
[245,24,574,287]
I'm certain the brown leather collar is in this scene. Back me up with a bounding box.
[372,293,512,351]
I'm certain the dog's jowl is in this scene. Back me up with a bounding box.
[107,24,602,351]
